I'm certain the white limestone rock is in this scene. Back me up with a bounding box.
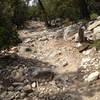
[87,21,100,31]
[93,26,100,34]
[84,71,100,82]
[63,24,78,40]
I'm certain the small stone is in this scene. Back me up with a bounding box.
[63,61,68,67]
[76,43,89,52]
[14,91,20,99]
[75,33,79,42]
[84,71,100,82]
[9,47,18,53]
[15,86,23,91]
[24,79,30,84]
[58,57,68,67]
[6,91,15,100]
[31,82,36,88]
[23,84,32,92]
[20,92,26,98]
[38,36,48,41]
[23,98,29,100]
[11,68,24,81]
[8,86,14,91]
[12,82,24,86]
[24,38,32,43]
[81,57,91,64]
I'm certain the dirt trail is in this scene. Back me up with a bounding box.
[18,21,83,74]
[15,21,100,100]
[51,39,83,73]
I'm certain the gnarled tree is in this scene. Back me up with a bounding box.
[37,0,50,27]
[79,0,90,19]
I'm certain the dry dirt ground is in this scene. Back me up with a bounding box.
[0,21,100,100]
[17,21,100,100]
[18,21,83,73]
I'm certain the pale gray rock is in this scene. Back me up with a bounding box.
[11,68,24,81]
[58,57,68,67]
[38,36,48,41]
[9,47,18,53]
[93,26,100,34]
[31,82,36,88]
[93,32,100,40]
[82,47,96,56]
[12,82,24,86]
[90,26,100,40]
[63,24,78,40]
[24,38,32,43]
[87,21,100,31]
[75,33,79,42]
[84,71,100,82]
[97,16,100,20]
[15,86,23,91]
[6,91,15,100]
[76,43,89,52]
[7,86,14,91]
[23,84,32,92]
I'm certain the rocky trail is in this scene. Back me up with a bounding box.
[0,20,100,100]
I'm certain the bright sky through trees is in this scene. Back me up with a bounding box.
[29,0,36,6]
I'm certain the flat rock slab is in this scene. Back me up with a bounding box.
[87,21,100,31]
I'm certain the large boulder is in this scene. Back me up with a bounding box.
[93,26,100,34]
[97,16,100,20]
[93,32,100,40]
[63,24,78,40]
[84,71,100,82]
[87,21,100,31]
[82,47,96,56]
[91,26,100,40]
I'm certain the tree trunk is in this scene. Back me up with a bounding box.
[38,0,50,27]
[79,0,90,19]
[78,24,86,43]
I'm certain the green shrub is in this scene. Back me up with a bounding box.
[0,26,21,49]
[90,13,98,20]
[89,40,100,50]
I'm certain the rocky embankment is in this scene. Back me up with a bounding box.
[0,17,100,100]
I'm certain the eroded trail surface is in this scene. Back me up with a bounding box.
[18,21,83,73]
[0,21,100,100]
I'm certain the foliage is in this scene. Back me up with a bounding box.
[90,40,100,47]
[0,0,21,49]
[31,0,99,25]
[44,0,80,20]
[12,0,29,29]
[90,13,99,20]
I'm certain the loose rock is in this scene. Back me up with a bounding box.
[84,71,100,82]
